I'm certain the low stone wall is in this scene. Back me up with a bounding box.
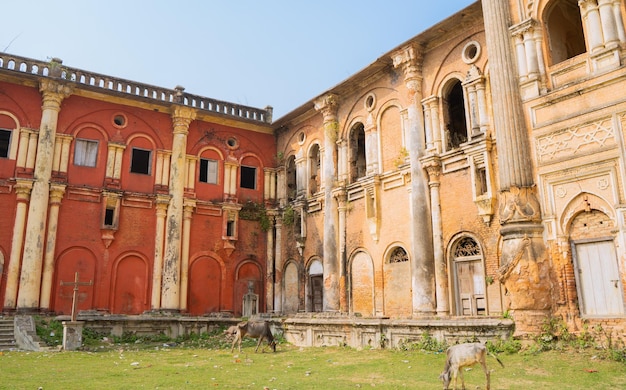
[282,314,515,349]
[64,312,243,339]
[53,312,513,349]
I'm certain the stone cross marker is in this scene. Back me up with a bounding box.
[60,272,93,322]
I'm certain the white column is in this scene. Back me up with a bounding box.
[598,0,619,46]
[514,34,528,80]
[314,94,340,311]
[611,0,626,43]
[3,180,32,309]
[17,80,71,309]
[179,199,195,311]
[425,161,448,315]
[161,107,196,310]
[39,184,66,310]
[392,45,436,315]
[581,0,606,52]
[523,30,539,78]
[273,218,283,313]
[151,196,169,310]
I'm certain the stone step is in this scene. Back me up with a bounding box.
[0,318,15,351]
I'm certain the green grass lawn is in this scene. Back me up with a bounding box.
[1,342,624,390]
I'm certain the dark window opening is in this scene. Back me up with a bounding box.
[286,156,297,201]
[476,167,488,195]
[240,165,256,189]
[0,129,11,158]
[130,148,151,174]
[226,220,235,237]
[199,158,218,184]
[446,81,468,150]
[104,208,115,226]
[349,123,367,182]
[546,0,586,65]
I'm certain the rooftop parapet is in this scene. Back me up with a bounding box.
[0,52,272,124]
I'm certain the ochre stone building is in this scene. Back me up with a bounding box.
[1,0,626,340]
[273,0,626,338]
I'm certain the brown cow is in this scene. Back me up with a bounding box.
[230,320,277,353]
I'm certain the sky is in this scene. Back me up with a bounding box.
[2,1,476,120]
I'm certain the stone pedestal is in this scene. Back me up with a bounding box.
[62,321,84,351]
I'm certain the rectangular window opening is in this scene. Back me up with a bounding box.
[199,158,218,184]
[476,167,488,195]
[240,165,256,189]
[104,208,115,226]
[74,138,99,167]
[0,129,11,158]
[131,148,151,174]
[226,220,235,237]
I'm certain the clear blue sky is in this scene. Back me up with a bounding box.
[2,1,476,119]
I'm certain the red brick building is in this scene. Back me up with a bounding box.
[0,54,276,317]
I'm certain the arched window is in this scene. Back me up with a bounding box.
[308,144,320,196]
[286,155,296,201]
[444,80,468,150]
[545,0,586,65]
[349,123,366,183]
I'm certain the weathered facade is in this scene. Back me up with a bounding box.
[274,0,626,341]
[0,54,276,318]
[1,0,626,347]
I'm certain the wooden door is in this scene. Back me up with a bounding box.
[455,260,486,316]
[311,275,323,312]
[574,241,624,316]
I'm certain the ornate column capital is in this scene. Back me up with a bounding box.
[39,79,73,110]
[423,157,442,186]
[14,179,34,202]
[392,44,423,78]
[49,184,66,205]
[314,93,339,122]
[171,106,197,134]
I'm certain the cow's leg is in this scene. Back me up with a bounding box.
[481,361,490,390]
[458,368,465,390]
[255,335,264,352]
[452,369,458,390]
[230,334,238,353]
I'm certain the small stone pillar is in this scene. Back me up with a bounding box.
[62,321,84,351]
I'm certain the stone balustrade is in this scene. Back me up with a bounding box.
[0,52,272,124]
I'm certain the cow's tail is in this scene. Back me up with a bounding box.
[489,352,504,368]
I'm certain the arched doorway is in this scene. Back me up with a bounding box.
[188,256,222,315]
[283,261,300,314]
[111,254,149,314]
[383,246,412,318]
[307,259,323,312]
[570,210,624,316]
[450,236,486,316]
[350,250,374,317]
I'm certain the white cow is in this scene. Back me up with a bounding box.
[439,342,504,390]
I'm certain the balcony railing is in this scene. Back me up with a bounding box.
[0,52,272,124]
